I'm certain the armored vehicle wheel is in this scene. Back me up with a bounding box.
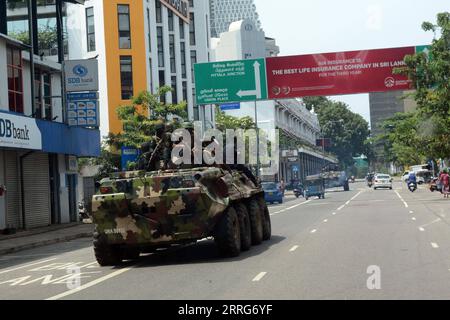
[344,182,350,191]
[258,199,272,241]
[234,203,252,251]
[247,199,263,245]
[215,207,241,257]
[93,229,122,266]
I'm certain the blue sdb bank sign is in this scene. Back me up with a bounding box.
[0,110,100,157]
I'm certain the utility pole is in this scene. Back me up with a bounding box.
[255,100,260,178]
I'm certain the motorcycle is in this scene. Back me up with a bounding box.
[408,182,417,193]
[78,200,90,220]
[293,186,304,198]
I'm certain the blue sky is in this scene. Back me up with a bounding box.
[254,0,449,125]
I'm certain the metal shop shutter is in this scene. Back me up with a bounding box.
[23,152,51,229]
[5,151,21,229]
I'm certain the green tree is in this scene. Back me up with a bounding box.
[396,12,450,159]
[215,107,256,131]
[313,99,371,166]
[81,87,188,179]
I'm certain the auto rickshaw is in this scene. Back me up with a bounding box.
[304,175,325,200]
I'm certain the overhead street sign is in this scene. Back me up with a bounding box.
[194,58,268,105]
[220,102,241,111]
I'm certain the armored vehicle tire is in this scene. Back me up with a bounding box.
[215,207,241,257]
[247,199,263,246]
[234,203,252,251]
[344,182,350,191]
[93,229,122,266]
[256,197,271,241]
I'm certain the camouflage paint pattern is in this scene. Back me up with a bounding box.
[92,167,263,247]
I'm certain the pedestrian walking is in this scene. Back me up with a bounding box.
[280,179,286,196]
[441,169,450,198]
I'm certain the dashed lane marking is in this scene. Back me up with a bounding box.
[252,272,267,282]
[289,246,299,252]
[395,191,409,208]
[412,217,417,221]
[323,219,328,223]
[419,227,425,232]
[431,243,439,249]
[311,229,317,234]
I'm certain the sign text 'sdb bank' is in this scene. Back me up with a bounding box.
[64,59,99,92]
[0,111,42,150]
[194,46,428,105]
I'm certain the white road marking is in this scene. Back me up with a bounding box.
[311,229,317,234]
[419,219,442,229]
[337,205,345,211]
[252,272,267,282]
[345,201,350,205]
[0,258,58,275]
[419,227,425,232]
[431,243,439,249]
[412,217,417,221]
[409,211,414,214]
[323,219,328,223]
[45,267,133,300]
[289,245,299,252]
[332,212,336,216]
[395,191,409,208]
[271,200,311,215]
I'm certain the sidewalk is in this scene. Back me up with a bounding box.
[0,222,94,256]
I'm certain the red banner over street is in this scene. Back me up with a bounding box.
[266,46,416,99]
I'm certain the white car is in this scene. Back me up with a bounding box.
[402,171,410,182]
[374,174,393,190]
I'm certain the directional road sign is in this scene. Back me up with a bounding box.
[194,58,267,105]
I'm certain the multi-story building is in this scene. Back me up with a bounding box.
[66,0,211,137]
[211,19,335,183]
[0,0,100,232]
[209,0,261,38]
[369,90,417,173]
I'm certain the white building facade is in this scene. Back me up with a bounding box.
[209,0,262,38]
[66,0,211,138]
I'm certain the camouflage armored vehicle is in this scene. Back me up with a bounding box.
[91,123,271,266]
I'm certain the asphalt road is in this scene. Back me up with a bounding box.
[1,181,449,300]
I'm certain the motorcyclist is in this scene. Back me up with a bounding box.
[408,172,418,191]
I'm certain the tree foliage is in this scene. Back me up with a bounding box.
[383,12,450,164]
[215,107,256,131]
[81,87,188,179]
[308,98,371,166]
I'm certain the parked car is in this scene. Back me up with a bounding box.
[374,174,393,190]
[262,182,284,204]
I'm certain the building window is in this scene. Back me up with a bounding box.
[159,70,166,104]
[180,42,186,78]
[43,72,52,120]
[179,19,185,39]
[147,8,151,53]
[171,76,177,104]
[118,4,131,49]
[169,34,176,73]
[190,50,197,83]
[86,7,96,52]
[189,13,196,45]
[168,10,174,31]
[120,56,133,100]
[155,0,162,23]
[157,26,164,67]
[7,46,23,114]
[182,81,187,102]
[189,0,194,7]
